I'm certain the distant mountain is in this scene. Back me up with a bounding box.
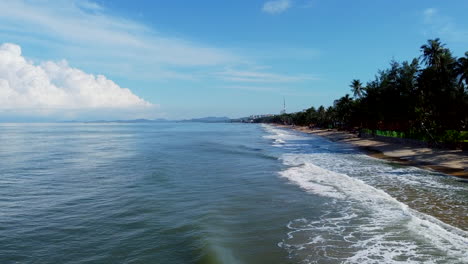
[182,116,231,123]
[111,118,170,123]
[60,117,232,123]
[61,118,171,123]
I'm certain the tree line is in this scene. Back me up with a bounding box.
[255,39,468,144]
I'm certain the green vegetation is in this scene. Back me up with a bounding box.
[255,39,468,146]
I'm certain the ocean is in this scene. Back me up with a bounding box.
[0,122,466,263]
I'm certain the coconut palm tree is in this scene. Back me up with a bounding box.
[334,94,354,128]
[420,38,447,69]
[350,79,364,98]
[456,52,468,87]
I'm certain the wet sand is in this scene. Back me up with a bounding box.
[274,125,468,178]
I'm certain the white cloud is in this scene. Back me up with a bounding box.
[262,0,292,14]
[0,0,242,81]
[222,85,321,98]
[0,0,321,119]
[422,8,468,43]
[76,0,103,11]
[423,8,437,20]
[223,85,280,92]
[0,43,154,118]
[0,0,317,82]
[217,68,318,83]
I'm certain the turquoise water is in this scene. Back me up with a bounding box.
[0,123,466,263]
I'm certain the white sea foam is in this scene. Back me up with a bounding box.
[279,156,468,262]
[261,124,468,263]
[261,124,308,147]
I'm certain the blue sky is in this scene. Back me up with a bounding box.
[1,0,468,120]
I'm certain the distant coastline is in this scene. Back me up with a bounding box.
[9,117,233,124]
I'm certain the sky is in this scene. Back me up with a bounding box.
[0,0,468,121]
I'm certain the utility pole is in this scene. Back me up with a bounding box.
[281,97,286,114]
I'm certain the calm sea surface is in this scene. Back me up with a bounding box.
[0,123,466,264]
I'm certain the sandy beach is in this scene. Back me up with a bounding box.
[275,124,468,178]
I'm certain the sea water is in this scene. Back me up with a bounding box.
[0,123,466,263]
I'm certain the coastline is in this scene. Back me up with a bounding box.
[273,124,468,179]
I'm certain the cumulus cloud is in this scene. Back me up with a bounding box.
[262,0,291,14]
[0,43,153,118]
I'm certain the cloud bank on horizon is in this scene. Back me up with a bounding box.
[0,43,155,120]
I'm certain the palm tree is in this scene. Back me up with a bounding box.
[334,94,354,128]
[316,106,326,127]
[350,79,364,98]
[456,52,468,87]
[420,38,447,69]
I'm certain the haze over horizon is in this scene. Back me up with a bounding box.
[1,0,468,121]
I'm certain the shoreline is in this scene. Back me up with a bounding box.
[272,124,468,179]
